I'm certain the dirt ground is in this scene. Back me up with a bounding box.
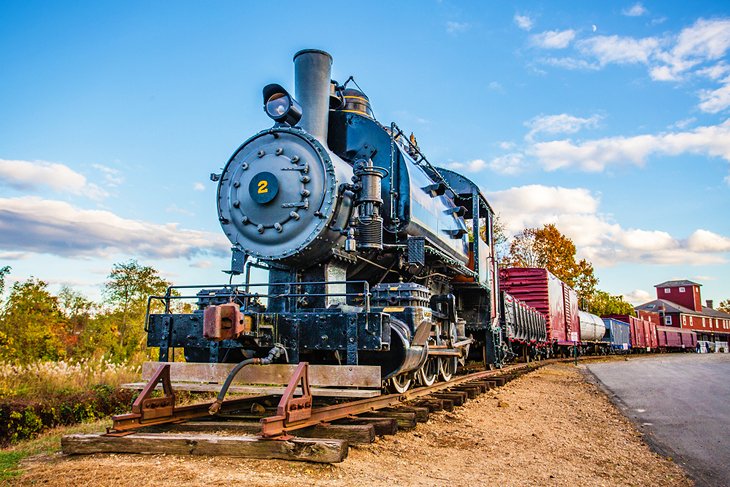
[11,363,691,486]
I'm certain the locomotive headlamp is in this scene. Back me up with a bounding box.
[262,84,302,126]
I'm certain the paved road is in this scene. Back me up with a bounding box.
[586,354,730,487]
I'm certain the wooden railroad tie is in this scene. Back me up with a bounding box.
[410,398,447,412]
[62,433,348,463]
[359,411,417,430]
[453,385,481,398]
[468,381,491,392]
[336,417,398,436]
[155,420,376,445]
[432,392,466,407]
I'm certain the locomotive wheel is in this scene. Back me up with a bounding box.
[388,374,412,393]
[438,357,457,381]
[418,358,439,386]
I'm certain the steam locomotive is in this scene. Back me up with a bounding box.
[146,49,545,392]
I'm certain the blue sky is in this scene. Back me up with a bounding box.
[1,1,729,306]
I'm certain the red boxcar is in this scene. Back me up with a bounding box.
[655,325,697,350]
[499,268,579,346]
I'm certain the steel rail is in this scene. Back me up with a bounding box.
[108,356,595,436]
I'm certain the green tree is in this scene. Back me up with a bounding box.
[0,278,66,362]
[0,265,10,296]
[103,260,170,359]
[586,290,635,316]
[57,286,95,357]
[719,299,730,313]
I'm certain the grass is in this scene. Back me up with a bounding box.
[0,419,108,481]
[0,357,140,399]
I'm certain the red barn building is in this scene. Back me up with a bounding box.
[635,280,730,348]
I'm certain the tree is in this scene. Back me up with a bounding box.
[506,224,598,303]
[507,228,541,268]
[719,299,730,313]
[0,278,66,362]
[57,286,95,356]
[103,260,171,359]
[491,214,509,267]
[0,265,10,296]
[586,290,635,316]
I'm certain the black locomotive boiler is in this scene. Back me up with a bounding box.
[147,49,517,392]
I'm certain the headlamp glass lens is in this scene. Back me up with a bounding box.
[266,93,290,118]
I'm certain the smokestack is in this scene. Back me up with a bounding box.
[293,49,333,143]
[706,299,713,309]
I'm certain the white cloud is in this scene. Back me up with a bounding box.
[698,76,730,113]
[669,117,697,130]
[0,251,28,260]
[0,159,107,200]
[578,35,660,65]
[191,260,213,269]
[486,184,730,267]
[193,182,206,191]
[445,155,526,175]
[91,164,124,187]
[687,229,730,252]
[488,154,527,175]
[532,119,730,172]
[514,13,534,31]
[623,289,652,305]
[525,113,601,141]
[622,3,647,17]
[487,81,504,92]
[446,21,470,34]
[543,17,730,112]
[531,29,576,49]
[0,196,229,259]
[540,57,600,70]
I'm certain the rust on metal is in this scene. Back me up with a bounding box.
[260,362,313,437]
[131,363,175,420]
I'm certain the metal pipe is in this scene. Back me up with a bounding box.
[293,49,332,143]
[208,345,285,414]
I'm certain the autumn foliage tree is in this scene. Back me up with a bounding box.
[506,224,598,301]
[719,299,730,313]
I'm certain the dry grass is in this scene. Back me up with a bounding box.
[0,357,140,399]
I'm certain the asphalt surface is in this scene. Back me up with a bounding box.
[586,354,730,487]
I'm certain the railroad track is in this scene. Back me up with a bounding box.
[61,357,598,463]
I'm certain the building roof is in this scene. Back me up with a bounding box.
[636,299,696,314]
[704,306,730,319]
[654,279,701,288]
[636,299,730,319]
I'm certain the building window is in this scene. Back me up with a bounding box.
[679,287,685,293]
[682,315,686,325]
[665,316,672,325]
[664,288,670,293]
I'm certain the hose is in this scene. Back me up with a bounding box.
[208,345,285,415]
